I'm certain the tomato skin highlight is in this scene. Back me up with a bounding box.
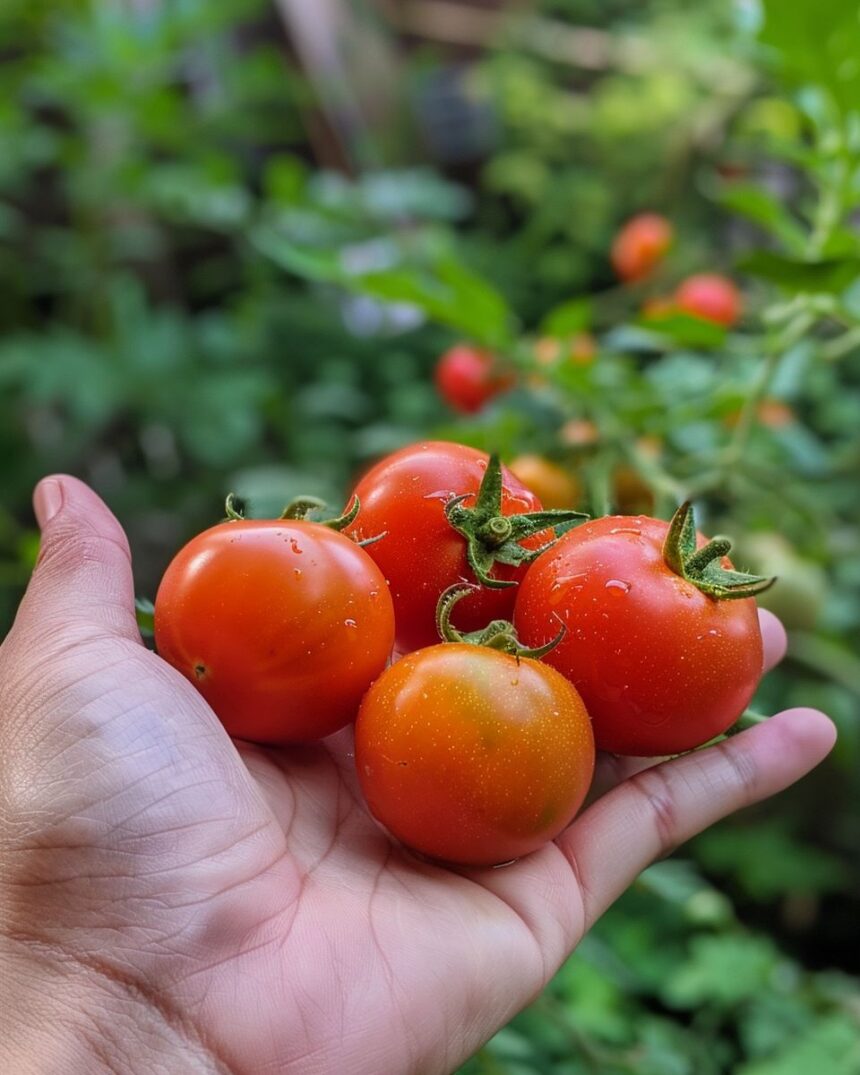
[674,273,741,327]
[355,644,595,866]
[514,515,764,756]
[154,520,395,743]
[435,345,513,414]
[611,213,673,282]
[347,441,547,653]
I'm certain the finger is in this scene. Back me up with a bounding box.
[760,608,787,672]
[558,707,835,931]
[14,475,140,642]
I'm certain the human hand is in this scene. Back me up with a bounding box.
[0,476,836,1075]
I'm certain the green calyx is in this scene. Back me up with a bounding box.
[223,493,384,546]
[445,453,587,590]
[663,501,776,600]
[436,584,565,659]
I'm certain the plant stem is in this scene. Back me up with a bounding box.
[719,310,813,472]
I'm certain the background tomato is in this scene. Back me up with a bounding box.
[347,441,579,653]
[434,344,514,414]
[674,273,742,327]
[355,642,595,866]
[508,454,582,510]
[154,519,395,743]
[611,213,673,282]
[514,511,767,756]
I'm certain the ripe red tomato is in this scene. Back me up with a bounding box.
[346,442,581,653]
[674,273,741,327]
[514,506,771,756]
[355,642,595,866]
[154,519,395,743]
[611,213,673,283]
[434,344,514,414]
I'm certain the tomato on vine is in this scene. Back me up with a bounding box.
[154,496,395,744]
[434,344,514,414]
[355,586,595,867]
[508,455,582,511]
[675,273,741,327]
[611,213,673,282]
[514,502,774,756]
[346,441,585,653]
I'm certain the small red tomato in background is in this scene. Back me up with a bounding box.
[154,518,394,743]
[514,504,773,756]
[346,441,583,653]
[508,454,582,510]
[675,273,742,327]
[611,213,673,283]
[355,641,594,867]
[435,344,514,414]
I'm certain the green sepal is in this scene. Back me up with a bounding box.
[663,502,776,600]
[435,584,566,659]
[225,492,384,546]
[444,453,587,590]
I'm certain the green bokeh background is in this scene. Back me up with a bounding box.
[1,1,858,1071]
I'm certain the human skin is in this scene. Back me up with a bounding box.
[0,476,836,1075]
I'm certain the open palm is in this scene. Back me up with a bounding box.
[0,477,835,1075]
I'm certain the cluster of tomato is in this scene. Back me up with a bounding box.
[154,441,773,868]
[434,212,741,419]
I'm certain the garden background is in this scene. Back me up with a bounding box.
[1,1,858,1070]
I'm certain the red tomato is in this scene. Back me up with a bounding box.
[435,344,514,414]
[154,520,395,743]
[514,510,769,756]
[355,643,595,866]
[346,442,576,653]
[611,213,673,283]
[674,273,741,327]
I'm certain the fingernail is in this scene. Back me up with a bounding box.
[34,478,63,528]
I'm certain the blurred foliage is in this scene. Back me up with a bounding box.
[1,0,859,1072]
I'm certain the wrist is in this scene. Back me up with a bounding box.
[0,933,228,1074]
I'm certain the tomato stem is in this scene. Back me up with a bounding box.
[444,453,587,590]
[436,584,566,658]
[662,501,775,601]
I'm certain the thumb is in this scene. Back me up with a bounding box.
[18,475,140,641]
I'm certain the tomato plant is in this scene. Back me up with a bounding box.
[514,503,773,756]
[355,587,595,866]
[611,213,673,282]
[154,501,395,743]
[346,441,584,653]
[674,273,741,327]
[434,344,514,414]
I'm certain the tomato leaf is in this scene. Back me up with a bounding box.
[737,250,860,292]
[716,182,807,254]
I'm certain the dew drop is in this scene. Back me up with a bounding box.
[604,579,631,596]
[609,527,641,537]
[290,538,302,554]
[294,568,303,579]
[344,618,358,628]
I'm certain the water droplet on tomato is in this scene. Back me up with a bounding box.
[609,527,641,537]
[344,618,357,628]
[294,569,302,579]
[290,538,302,554]
[604,579,631,595]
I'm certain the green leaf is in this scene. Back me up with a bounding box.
[737,250,860,292]
[759,0,860,117]
[717,183,807,253]
[663,935,780,1009]
[253,229,514,348]
[135,597,154,636]
[737,1015,860,1075]
[539,296,592,337]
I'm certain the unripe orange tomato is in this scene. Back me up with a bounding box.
[611,213,673,283]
